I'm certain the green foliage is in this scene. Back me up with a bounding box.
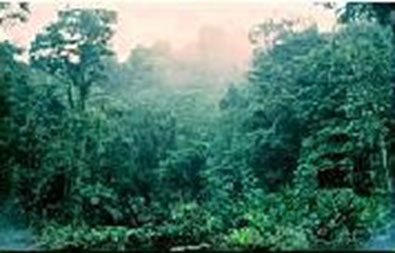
[241,26,326,191]
[155,202,215,245]
[338,3,395,25]
[123,201,219,249]
[224,188,309,250]
[295,22,391,195]
[220,20,392,249]
[29,8,116,110]
[1,6,393,251]
[158,146,207,201]
[37,222,127,250]
[0,42,28,198]
[310,189,387,248]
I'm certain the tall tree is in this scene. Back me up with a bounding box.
[337,2,395,229]
[29,8,116,110]
[0,2,29,200]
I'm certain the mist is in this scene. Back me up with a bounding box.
[1,1,393,251]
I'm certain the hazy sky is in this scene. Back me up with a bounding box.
[2,1,336,66]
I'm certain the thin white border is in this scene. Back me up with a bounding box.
[1,0,394,4]
[0,0,360,3]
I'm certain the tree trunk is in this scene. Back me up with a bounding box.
[67,82,74,109]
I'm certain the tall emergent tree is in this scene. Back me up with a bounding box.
[0,2,29,200]
[29,8,116,110]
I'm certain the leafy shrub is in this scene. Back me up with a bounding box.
[124,201,222,249]
[310,189,389,248]
[223,187,310,250]
[77,183,122,225]
[37,222,128,250]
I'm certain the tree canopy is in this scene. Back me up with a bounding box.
[0,4,394,251]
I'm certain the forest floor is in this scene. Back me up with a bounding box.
[0,197,36,250]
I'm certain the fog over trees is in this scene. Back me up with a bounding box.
[1,2,395,250]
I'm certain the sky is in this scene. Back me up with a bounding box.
[1,1,336,68]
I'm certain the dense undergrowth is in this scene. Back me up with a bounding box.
[0,4,394,250]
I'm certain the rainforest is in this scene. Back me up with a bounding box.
[1,2,395,251]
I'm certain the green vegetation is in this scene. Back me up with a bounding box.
[1,3,395,250]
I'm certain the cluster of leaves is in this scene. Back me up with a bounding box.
[1,5,394,251]
[37,222,127,250]
[218,20,392,248]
